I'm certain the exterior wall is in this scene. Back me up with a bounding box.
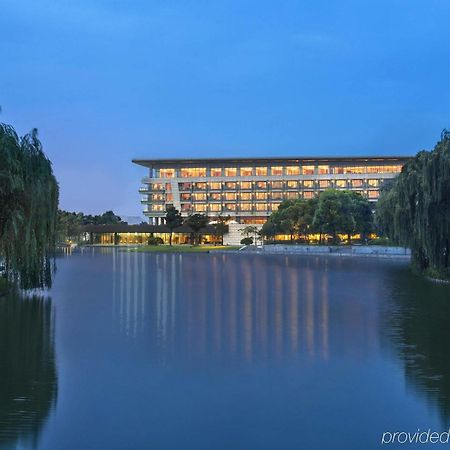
[222,223,263,246]
[135,157,410,224]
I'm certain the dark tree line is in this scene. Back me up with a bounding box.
[0,124,59,289]
[261,190,373,244]
[376,130,450,279]
[57,210,125,242]
[164,206,213,245]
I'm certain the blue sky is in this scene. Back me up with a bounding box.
[1,0,450,216]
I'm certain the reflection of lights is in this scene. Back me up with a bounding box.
[111,253,380,365]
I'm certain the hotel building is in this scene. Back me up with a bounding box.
[133,156,411,225]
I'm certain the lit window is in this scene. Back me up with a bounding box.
[302,165,315,175]
[303,180,314,188]
[178,182,192,191]
[195,182,207,190]
[240,193,252,200]
[193,193,207,201]
[240,203,252,211]
[286,192,298,199]
[271,203,281,211]
[335,180,346,188]
[165,183,172,191]
[319,180,329,188]
[209,193,221,201]
[271,181,283,189]
[255,167,268,176]
[224,193,237,201]
[255,181,267,189]
[368,179,379,187]
[181,204,192,211]
[368,190,379,199]
[255,192,267,200]
[180,193,191,201]
[225,168,237,177]
[240,181,252,189]
[152,204,164,211]
[304,191,314,199]
[255,203,268,211]
[159,168,175,178]
[318,165,329,174]
[286,166,300,175]
[344,167,365,174]
[151,183,164,190]
[351,179,363,187]
[194,204,207,212]
[271,192,283,200]
[271,166,283,176]
[209,182,222,190]
[224,203,236,211]
[180,168,207,177]
[224,182,236,190]
[210,168,222,177]
[166,193,174,202]
[240,167,253,176]
[209,204,221,211]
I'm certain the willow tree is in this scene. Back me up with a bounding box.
[376,130,450,278]
[0,124,59,289]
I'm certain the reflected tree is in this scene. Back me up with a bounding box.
[0,294,58,448]
[384,272,450,425]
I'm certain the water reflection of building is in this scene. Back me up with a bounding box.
[384,272,450,425]
[112,253,382,366]
[0,295,57,448]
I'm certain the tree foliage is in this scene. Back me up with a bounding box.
[264,190,373,243]
[164,205,183,246]
[185,213,209,245]
[0,124,59,289]
[57,209,124,242]
[376,131,450,278]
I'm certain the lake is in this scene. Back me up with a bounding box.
[1,248,449,450]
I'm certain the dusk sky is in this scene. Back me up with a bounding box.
[2,0,450,217]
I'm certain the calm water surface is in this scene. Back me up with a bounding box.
[1,249,449,450]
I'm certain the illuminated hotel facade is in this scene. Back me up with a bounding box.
[133,156,411,225]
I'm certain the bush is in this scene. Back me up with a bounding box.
[147,236,164,246]
[240,237,253,246]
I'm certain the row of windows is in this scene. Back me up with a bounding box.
[148,187,381,203]
[147,190,380,211]
[148,179,381,192]
[156,165,402,178]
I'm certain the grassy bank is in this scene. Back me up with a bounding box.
[129,245,240,253]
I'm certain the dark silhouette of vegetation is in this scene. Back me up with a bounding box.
[0,124,58,289]
[185,213,209,245]
[263,190,373,244]
[147,236,164,246]
[313,190,372,244]
[0,294,57,448]
[385,269,450,425]
[240,237,253,246]
[376,131,450,279]
[212,214,231,245]
[57,209,125,243]
[164,205,183,246]
[240,225,259,241]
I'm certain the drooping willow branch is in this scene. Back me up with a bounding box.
[0,124,59,289]
[376,130,450,278]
